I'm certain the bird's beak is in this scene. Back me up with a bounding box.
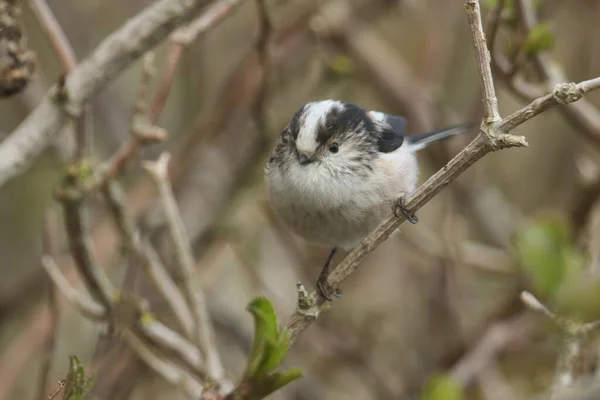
[298,154,313,165]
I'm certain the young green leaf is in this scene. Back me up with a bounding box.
[420,375,463,400]
[524,23,555,54]
[62,355,95,400]
[515,214,579,300]
[245,297,280,378]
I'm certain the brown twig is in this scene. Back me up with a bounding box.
[46,379,66,400]
[95,53,167,188]
[450,312,535,388]
[35,212,61,400]
[27,0,91,160]
[466,0,500,123]
[27,0,76,71]
[149,0,246,122]
[251,0,273,137]
[0,0,219,187]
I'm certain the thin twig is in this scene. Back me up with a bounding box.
[35,212,61,400]
[102,180,195,337]
[251,0,273,136]
[450,312,535,387]
[27,0,90,160]
[46,379,66,400]
[27,0,75,70]
[465,0,500,123]
[521,291,600,399]
[498,78,600,132]
[57,183,116,309]
[149,0,246,122]
[95,53,168,188]
[485,0,504,62]
[41,256,106,320]
[143,153,225,382]
[122,330,205,398]
[0,0,218,188]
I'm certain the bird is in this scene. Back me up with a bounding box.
[264,99,473,300]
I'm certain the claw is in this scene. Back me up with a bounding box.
[316,278,343,301]
[316,247,342,301]
[394,197,418,224]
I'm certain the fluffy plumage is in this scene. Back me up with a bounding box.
[265,100,471,250]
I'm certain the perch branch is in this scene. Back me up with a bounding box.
[0,0,217,187]
[284,0,600,346]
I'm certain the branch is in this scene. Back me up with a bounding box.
[102,180,195,338]
[284,0,600,346]
[122,330,205,398]
[465,0,500,123]
[149,0,246,122]
[490,0,600,145]
[27,0,76,71]
[56,180,117,309]
[521,292,600,399]
[251,0,273,136]
[41,255,106,320]
[144,152,225,382]
[35,212,61,400]
[0,0,216,187]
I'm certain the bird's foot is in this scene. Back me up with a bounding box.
[316,277,343,301]
[394,197,418,224]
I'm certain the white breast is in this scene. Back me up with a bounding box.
[266,146,418,250]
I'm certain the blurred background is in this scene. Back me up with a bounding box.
[2,0,600,399]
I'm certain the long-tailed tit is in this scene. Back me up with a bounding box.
[265,100,472,300]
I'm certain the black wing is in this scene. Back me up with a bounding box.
[376,114,407,153]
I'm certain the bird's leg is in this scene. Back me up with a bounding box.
[394,196,418,224]
[316,247,342,301]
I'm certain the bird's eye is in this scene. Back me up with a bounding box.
[328,143,339,153]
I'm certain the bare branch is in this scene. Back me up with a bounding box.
[144,152,225,381]
[465,0,500,123]
[57,185,117,309]
[0,0,217,187]
[122,330,205,398]
[102,180,195,337]
[41,256,106,320]
[499,78,600,133]
[150,0,246,122]
[35,212,61,400]
[521,291,600,398]
[138,318,207,379]
[251,0,273,136]
[27,0,76,71]
[450,312,535,387]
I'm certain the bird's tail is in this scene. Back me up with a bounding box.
[405,123,474,152]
